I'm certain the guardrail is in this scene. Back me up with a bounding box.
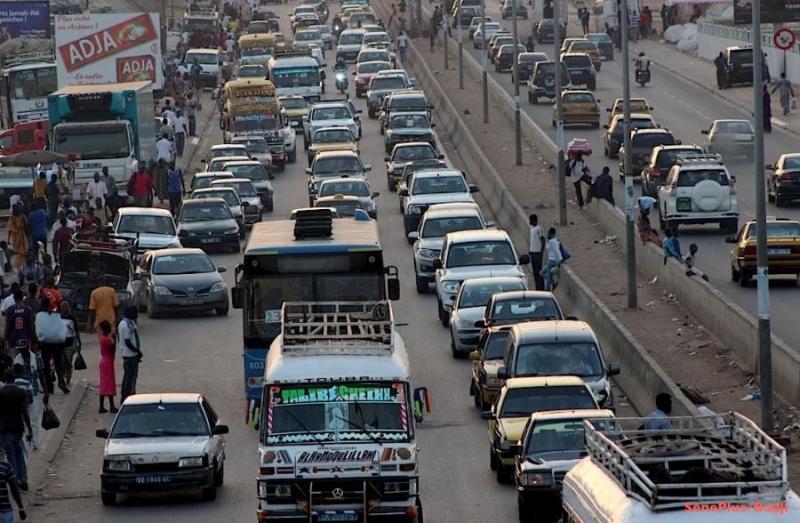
[698,21,800,54]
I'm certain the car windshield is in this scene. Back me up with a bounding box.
[313,106,352,120]
[318,199,361,216]
[515,342,604,377]
[310,25,330,35]
[389,98,427,111]
[296,30,321,41]
[217,182,256,196]
[491,297,561,321]
[447,240,515,268]
[656,148,703,168]
[632,133,675,147]
[524,418,618,456]
[370,77,406,91]
[314,129,354,142]
[242,47,269,57]
[180,203,232,221]
[499,386,597,417]
[390,114,430,129]
[563,93,595,104]
[587,33,611,43]
[359,61,390,74]
[194,190,240,206]
[459,282,525,309]
[226,164,267,181]
[238,66,266,77]
[280,98,307,109]
[782,157,800,170]
[117,215,175,236]
[421,216,483,238]
[193,176,230,190]
[314,157,362,174]
[188,53,218,65]
[715,121,753,134]
[747,222,800,238]
[483,331,510,360]
[153,253,216,275]
[613,118,654,133]
[339,33,364,45]
[676,169,730,186]
[394,146,436,161]
[563,55,590,67]
[109,403,209,437]
[570,42,596,51]
[519,54,545,64]
[211,148,247,159]
[730,49,753,63]
[320,181,370,197]
[411,175,467,195]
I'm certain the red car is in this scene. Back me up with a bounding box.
[353,60,391,98]
[0,120,49,156]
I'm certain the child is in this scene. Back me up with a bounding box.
[98,321,118,413]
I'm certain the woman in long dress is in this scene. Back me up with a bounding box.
[7,205,28,270]
[98,320,118,413]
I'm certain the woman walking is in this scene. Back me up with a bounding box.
[7,206,28,270]
[98,320,118,413]
[60,301,81,385]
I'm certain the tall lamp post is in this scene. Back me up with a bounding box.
[621,0,637,309]
[554,0,566,225]
[511,0,522,165]
[480,0,489,123]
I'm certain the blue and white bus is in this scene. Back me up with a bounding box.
[267,52,322,101]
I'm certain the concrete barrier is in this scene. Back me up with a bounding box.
[404,39,698,417]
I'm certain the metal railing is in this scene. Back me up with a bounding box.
[698,21,800,54]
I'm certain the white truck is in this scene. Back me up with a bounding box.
[256,301,427,523]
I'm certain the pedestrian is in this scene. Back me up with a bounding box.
[763,84,772,132]
[4,291,34,351]
[128,162,154,207]
[86,171,107,212]
[40,279,62,312]
[396,31,408,63]
[102,166,116,196]
[771,73,795,116]
[643,392,673,430]
[568,153,592,209]
[97,320,118,413]
[0,369,33,491]
[23,283,40,314]
[159,117,174,141]
[579,8,590,34]
[174,109,188,158]
[45,174,60,225]
[528,214,545,290]
[7,206,27,270]
[661,3,669,34]
[27,202,48,256]
[60,301,81,385]
[713,51,726,89]
[639,7,650,39]
[186,92,198,136]
[684,243,708,281]
[52,217,72,265]
[156,133,174,164]
[33,121,46,150]
[88,275,119,337]
[539,227,563,291]
[118,306,142,402]
[13,345,46,450]
[662,228,682,264]
[18,255,43,288]
[0,447,27,521]
[35,296,69,394]
[167,162,186,217]
[588,166,614,205]
[1,283,20,318]
[32,172,47,208]
[190,58,203,98]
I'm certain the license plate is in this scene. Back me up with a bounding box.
[135,475,172,485]
[201,237,221,244]
[768,248,791,255]
[569,69,582,74]
[180,299,202,305]
[318,512,358,522]
[676,198,692,212]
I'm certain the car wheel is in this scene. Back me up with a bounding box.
[416,277,428,294]
[450,335,462,359]
[739,269,750,287]
[201,483,217,502]
[101,492,116,506]
[266,199,274,212]
[216,303,229,316]
[489,448,498,471]
[388,176,397,192]
[303,137,309,150]
[148,297,161,319]
[496,462,509,484]
[731,265,740,282]
[437,298,448,326]
[214,462,224,486]
[288,148,296,163]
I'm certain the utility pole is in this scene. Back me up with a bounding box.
[444,12,449,70]
[620,0,637,309]
[751,0,774,434]
[554,1,566,225]
[511,0,522,165]
[458,13,464,89]
[480,0,488,123]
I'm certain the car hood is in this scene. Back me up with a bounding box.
[179,218,239,233]
[153,272,221,289]
[116,232,177,249]
[241,195,262,207]
[518,454,585,473]
[408,193,472,205]
[417,237,444,251]
[442,266,525,281]
[451,307,485,327]
[105,436,210,461]
[498,416,529,442]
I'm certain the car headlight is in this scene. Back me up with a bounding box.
[106,459,131,472]
[441,280,460,294]
[406,205,423,215]
[179,456,204,468]
[519,471,553,486]
[225,228,240,235]
[210,282,227,293]
[154,285,171,296]
[417,248,438,259]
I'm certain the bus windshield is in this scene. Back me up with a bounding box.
[52,123,130,159]
[9,66,57,100]
[262,381,412,444]
[272,68,320,88]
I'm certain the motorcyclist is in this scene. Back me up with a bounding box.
[635,52,650,73]
[526,35,535,52]
[334,57,348,92]
[334,56,347,72]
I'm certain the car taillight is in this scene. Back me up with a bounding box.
[744,245,756,256]
[652,166,661,178]
[780,173,794,182]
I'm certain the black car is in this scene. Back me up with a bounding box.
[177,199,241,253]
[512,52,548,84]
[721,47,768,88]
[641,145,704,197]
[385,142,443,191]
[454,5,479,28]
[603,115,657,159]
[384,112,436,153]
[586,33,614,61]
[561,53,596,90]
[534,18,554,44]
[617,129,679,181]
[767,154,800,206]
[495,44,527,73]
[527,61,570,104]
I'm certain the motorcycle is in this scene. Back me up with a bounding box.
[335,70,348,94]
[635,67,651,87]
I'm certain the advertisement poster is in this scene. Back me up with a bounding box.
[55,12,163,89]
[0,1,50,41]
[734,0,800,25]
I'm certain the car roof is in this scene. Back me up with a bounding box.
[320,177,368,185]
[122,393,202,405]
[182,197,228,207]
[212,155,250,163]
[194,187,238,195]
[393,141,433,149]
[528,408,615,422]
[117,207,173,217]
[632,128,673,135]
[561,52,592,59]
[312,101,352,108]
[389,90,426,98]
[713,118,751,125]
[151,247,208,257]
[195,171,234,178]
[491,290,556,302]
[413,169,463,179]
[211,178,254,185]
[461,276,526,288]
[211,144,247,150]
[504,376,587,389]
[445,229,510,243]
[221,160,262,167]
[610,113,653,123]
[316,194,362,202]
[562,89,595,96]
[512,320,597,342]
[315,150,360,159]
[389,110,429,118]
[424,203,481,217]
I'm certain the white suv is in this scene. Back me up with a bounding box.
[657,155,739,233]
[400,169,479,238]
[434,229,529,326]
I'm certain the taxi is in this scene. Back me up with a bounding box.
[469,326,512,410]
[553,89,601,128]
[607,97,653,124]
[727,218,800,286]
[305,126,359,166]
[277,95,309,130]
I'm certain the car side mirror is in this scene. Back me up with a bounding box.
[217,266,226,273]
[607,363,621,376]
[474,319,487,328]
[96,428,109,438]
[497,367,508,379]
[364,165,372,171]
[725,236,738,243]
[469,184,480,193]
[212,424,230,435]
[438,154,445,159]
[384,156,390,162]
[480,411,494,420]
[469,350,480,361]
[371,192,380,198]
[602,124,609,129]
[765,164,775,170]
[231,287,244,309]
[519,254,531,265]
[305,167,312,174]
[432,258,443,269]
[398,188,409,196]
[701,129,709,135]
[407,231,419,241]
[431,123,436,128]
[676,139,682,145]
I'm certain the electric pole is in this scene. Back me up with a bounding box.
[458,12,464,89]
[621,0,637,309]
[480,0,488,123]
[512,0,522,165]
[554,1,566,225]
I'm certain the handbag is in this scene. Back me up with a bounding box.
[559,243,571,262]
[73,351,87,371]
[42,405,60,430]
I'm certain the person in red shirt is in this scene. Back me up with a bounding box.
[33,121,47,150]
[128,162,154,207]
[40,279,63,312]
[52,217,73,264]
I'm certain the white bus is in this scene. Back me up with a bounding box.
[267,54,322,101]
[0,53,57,128]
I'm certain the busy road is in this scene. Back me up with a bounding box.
[444,2,800,350]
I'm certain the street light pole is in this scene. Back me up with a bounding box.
[444,12,449,70]
[458,15,464,89]
[554,1,566,225]
[480,0,489,123]
[621,0,637,309]
[751,0,774,434]
[512,0,522,165]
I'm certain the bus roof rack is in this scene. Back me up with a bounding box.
[293,208,333,238]
[272,48,313,58]
[281,301,395,355]
[584,413,788,511]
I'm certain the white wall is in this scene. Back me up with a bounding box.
[697,29,800,83]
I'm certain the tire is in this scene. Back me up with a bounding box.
[288,148,296,163]
[489,449,498,470]
[266,199,274,212]
[201,484,217,502]
[416,277,428,294]
[437,298,449,326]
[731,265,740,282]
[496,462,509,484]
[101,492,116,506]
[216,304,229,316]
[303,137,309,150]
[388,176,397,192]
[531,94,538,104]
[214,462,224,486]
[588,79,596,90]
[148,297,161,319]
[739,269,750,287]
[473,385,482,408]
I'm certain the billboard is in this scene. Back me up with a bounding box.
[734,0,800,25]
[54,12,163,89]
[0,1,50,41]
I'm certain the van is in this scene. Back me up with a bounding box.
[0,120,49,155]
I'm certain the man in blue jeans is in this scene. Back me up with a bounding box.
[0,448,26,522]
[118,306,143,402]
[0,369,32,493]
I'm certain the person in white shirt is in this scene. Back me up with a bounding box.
[174,109,188,158]
[0,282,19,315]
[35,296,69,394]
[528,214,545,290]
[85,172,108,210]
[161,105,177,128]
[118,306,143,401]
[540,227,563,291]
[225,34,235,58]
[568,153,592,209]
[156,134,174,163]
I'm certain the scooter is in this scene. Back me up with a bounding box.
[635,68,651,87]
[335,70,348,93]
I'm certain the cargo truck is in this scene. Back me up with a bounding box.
[47,80,155,196]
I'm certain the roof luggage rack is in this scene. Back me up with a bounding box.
[584,413,788,511]
[293,208,333,239]
[281,301,395,355]
[674,153,724,165]
[273,48,313,58]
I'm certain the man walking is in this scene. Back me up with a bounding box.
[118,306,142,402]
[186,92,198,137]
[0,369,33,492]
[167,162,186,217]
[13,345,46,450]
[579,8,590,35]
[174,109,188,158]
[35,296,69,394]
[396,31,408,63]
[45,175,60,224]
[528,214,544,290]
[128,162,154,207]
[568,153,592,209]
[0,447,27,520]
[27,203,48,255]
[88,275,119,337]
[714,52,726,89]
[4,291,34,351]
[771,73,795,116]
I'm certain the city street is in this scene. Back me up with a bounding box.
[446,3,800,349]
